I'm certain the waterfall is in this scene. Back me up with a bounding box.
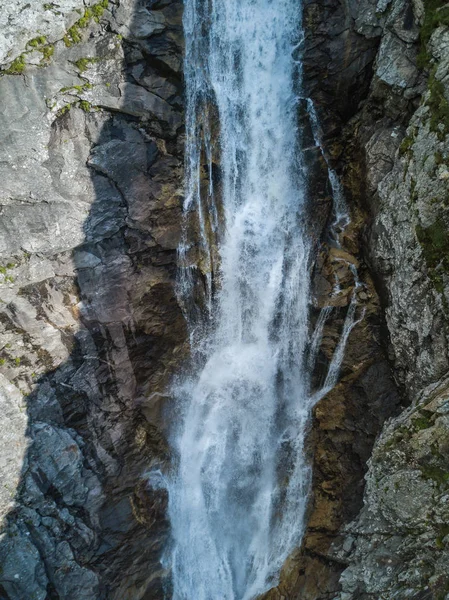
[164,1,332,598]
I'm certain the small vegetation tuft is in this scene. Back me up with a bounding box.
[27,35,47,48]
[4,54,26,75]
[426,68,449,141]
[63,1,109,46]
[79,100,92,112]
[417,0,449,69]
[74,57,99,73]
[416,219,449,294]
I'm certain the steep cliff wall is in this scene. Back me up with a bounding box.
[335,3,449,598]
[296,0,449,598]
[267,0,449,598]
[0,2,185,598]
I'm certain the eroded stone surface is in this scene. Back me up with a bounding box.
[1,0,448,598]
[0,1,185,598]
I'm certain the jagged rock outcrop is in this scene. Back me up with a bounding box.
[291,0,449,597]
[337,376,449,599]
[0,1,185,598]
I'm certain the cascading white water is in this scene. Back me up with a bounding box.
[165,1,353,598]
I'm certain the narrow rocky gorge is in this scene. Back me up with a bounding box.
[0,0,448,599]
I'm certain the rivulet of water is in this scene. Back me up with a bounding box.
[164,1,343,598]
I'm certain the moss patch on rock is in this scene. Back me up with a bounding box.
[27,36,47,48]
[417,0,449,69]
[64,1,109,47]
[427,68,449,141]
[74,57,99,73]
[416,220,449,293]
[419,464,449,486]
[3,54,26,75]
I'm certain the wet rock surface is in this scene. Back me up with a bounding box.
[0,1,185,598]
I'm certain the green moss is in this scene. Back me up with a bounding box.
[435,151,445,165]
[4,54,27,75]
[40,44,54,61]
[436,582,449,600]
[92,2,107,21]
[43,2,60,12]
[78,1,108,25]
[79,100,92,112]
[59,82,93,93]
[436,525,449,549]
[419,464,449,486]
[416,221,449,268]
[92,5,103,18]
[64,1,108,45]
[410,178,419,205]
[27,35,47,48]
[75,58,90,72]
[0,359,5,366]
[74,57,99,73]
[78,8,92,28]
[417,0,449,69]
[413,415,433,431]
[64,24,82,47]
[14,357,21,366]
[416,220,449,294]
[57,103,73,117]
[427,68,449,141]
[0,263,15,277]
[399,135,414,156]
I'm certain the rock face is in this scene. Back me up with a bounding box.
[267,0,449,598]
[293,0,449,597]
[0,1,185,598]
[333,6,449,599]
[337,376,449,599]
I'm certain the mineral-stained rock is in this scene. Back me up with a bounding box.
[268,0,449,597]
[333,15,449,600]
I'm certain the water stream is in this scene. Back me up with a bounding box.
[164,1,355,598]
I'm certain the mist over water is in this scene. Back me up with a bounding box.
[166,1,315,598]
